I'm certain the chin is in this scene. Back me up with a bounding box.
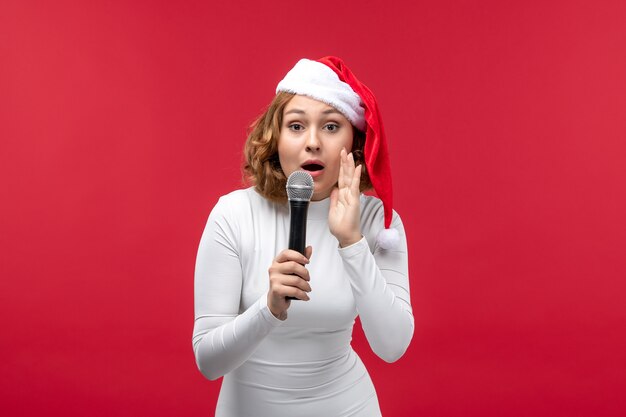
[312,187,332,201]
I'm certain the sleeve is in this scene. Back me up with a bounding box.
[338,210,414,363]
[192,197,284,380]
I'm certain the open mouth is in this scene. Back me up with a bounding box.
[301,163,324,172]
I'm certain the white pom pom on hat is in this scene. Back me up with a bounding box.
[376,227,400,250]
[276,56,398,249]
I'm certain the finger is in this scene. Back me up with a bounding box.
[283,287,310,301]
[305,245,313,260]
[272,276,311,296]
[273,284,310,301]
[351,164,362,195]
[274,249,310,265]
[348,151,355,171]
[273,261,310,280]
[338,148,346,189]
[279,274,312,292]
[343,151,355,189]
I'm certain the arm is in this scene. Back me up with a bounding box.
[338,213,414,363]
[329,150,414,362]
[192,197,283,380]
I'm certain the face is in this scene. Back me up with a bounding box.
[278,95,354,201]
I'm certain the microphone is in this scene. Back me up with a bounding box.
[286,170,314,254]
[285,171,314,300]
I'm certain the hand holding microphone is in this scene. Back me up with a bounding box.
[267,171,314,319]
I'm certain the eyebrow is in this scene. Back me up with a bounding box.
[284,108,343,116]
[284,109,305,115]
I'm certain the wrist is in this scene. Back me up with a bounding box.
[266,294,287,320]
[339,234,363,248]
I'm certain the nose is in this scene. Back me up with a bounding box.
[305,129,321,152]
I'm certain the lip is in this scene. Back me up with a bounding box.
[300,159,325,178]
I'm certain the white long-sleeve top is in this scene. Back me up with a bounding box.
[193,187,414,417]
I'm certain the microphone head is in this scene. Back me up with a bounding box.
[286,171,314,202]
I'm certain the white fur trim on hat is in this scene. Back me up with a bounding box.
[276,59,366,131]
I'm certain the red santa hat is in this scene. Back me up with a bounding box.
[276,56,399,249]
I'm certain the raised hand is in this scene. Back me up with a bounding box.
[329,148,363,247]
[267,246,313,320]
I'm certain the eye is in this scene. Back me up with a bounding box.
[288,123,304,132]
[324,123,339,132]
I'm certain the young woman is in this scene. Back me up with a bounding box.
[193,57,414,416]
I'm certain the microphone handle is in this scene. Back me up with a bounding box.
[287,200,309,300]
[288,200,309,255]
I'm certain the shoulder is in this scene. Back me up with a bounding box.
[214,187,254,208]
[209,187,284,222]
[359,194,403,225]
[359,194,384,219]
[359,194,405,250]
[202,188,264,247]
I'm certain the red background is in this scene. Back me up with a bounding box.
[2,1,626,416]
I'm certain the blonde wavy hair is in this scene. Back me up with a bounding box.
[243,92,372,203]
